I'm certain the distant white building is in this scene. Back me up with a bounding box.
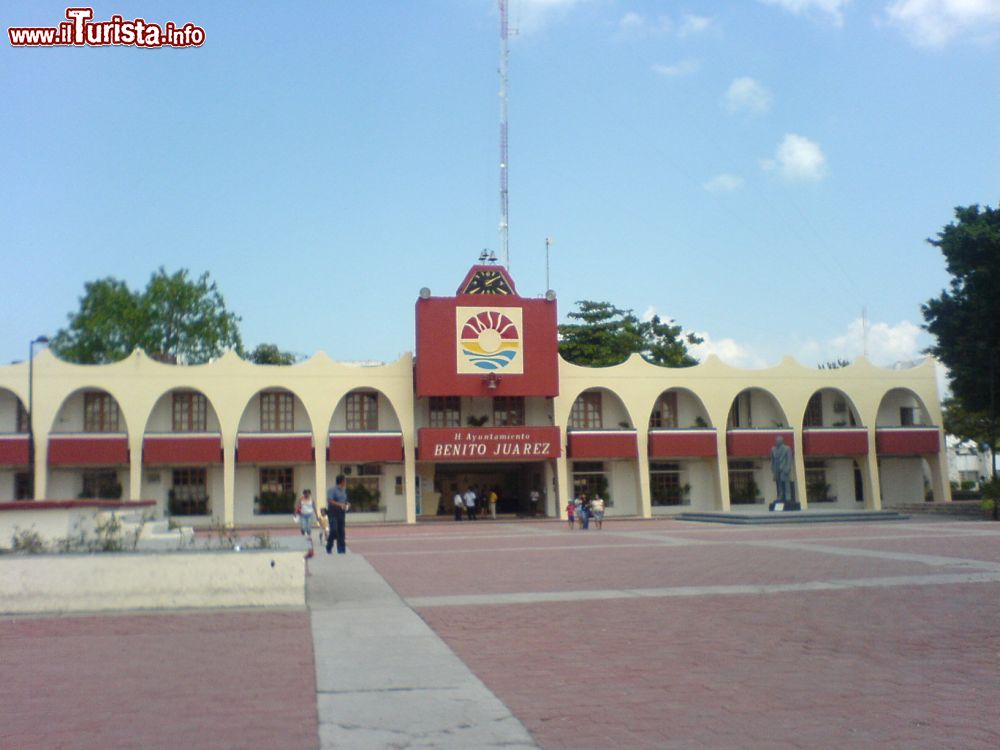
[946,436,994,488]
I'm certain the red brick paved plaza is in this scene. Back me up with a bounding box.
[355,518,1000,750]
[1,517,998,749]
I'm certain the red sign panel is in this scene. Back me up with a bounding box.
[418,426,561,461]
[414,266,559,398]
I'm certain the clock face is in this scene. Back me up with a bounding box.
[462,270,513,295]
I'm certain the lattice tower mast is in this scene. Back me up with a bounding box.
[499,0,510,269]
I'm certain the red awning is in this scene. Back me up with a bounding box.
[329,433,404,463]
[567,430,638,459]
[237,434,313,463]
[648,430,717,458]
[875,428,940,456]
[802,429,869,457]
[0,436,30,466]
[48,435,129,466]
[143,435,223,465]
[726,430,795,458]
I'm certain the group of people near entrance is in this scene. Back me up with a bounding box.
[452,485,499,520]
[293,475,351,559]
[566,494,605,530]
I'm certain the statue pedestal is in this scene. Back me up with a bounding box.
[769,500,801,512]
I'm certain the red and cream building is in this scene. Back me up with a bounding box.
[0,264,950,525]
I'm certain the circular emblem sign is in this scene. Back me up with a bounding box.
[459,310,520,371]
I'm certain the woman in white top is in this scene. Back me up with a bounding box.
[295,489,316,557]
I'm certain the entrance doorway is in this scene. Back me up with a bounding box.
[430,461,549,517]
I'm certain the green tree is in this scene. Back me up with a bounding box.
[51,268,243,364]
[922,204,1000,514]
[248,343,298,365]
[558,300,701,367]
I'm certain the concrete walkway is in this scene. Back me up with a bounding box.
[306,549,539,749]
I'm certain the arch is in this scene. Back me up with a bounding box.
[726,387,789,429]
[876,388,933,427]
[802,388,862,428]
[648,387,713,429]
[0,387,27,433]
[568,387,635,430]
[141,386,223,435]
[236,385,313,434]
[330,387,403,433]
[50,386,130,435]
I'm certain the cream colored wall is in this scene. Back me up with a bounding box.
[554,353,949,515]
[0,348,947,520]
[0,349,416,525]
[0,389,21,431]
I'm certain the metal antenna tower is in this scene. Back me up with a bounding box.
[498,0,510,269]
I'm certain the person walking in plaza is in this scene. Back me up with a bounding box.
[565,498,576,529]
[294,488,316,558]
[453,486,464,521]
[577,494,590,529]
[325,474,351,554]
[590,494,605,530]
[529,488,540,517]
[464,486,477,520]
[488,487,498,519]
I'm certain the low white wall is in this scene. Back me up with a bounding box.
[0,550,305,615]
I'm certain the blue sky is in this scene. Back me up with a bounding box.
[3,0,998,372]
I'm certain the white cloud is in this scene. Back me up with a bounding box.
[678,14,715,35]
[763,133,827,182]
[704,173,745,192]
[799,317,926,366]
[689,332,773,369]
[724,77,773,114]
[758,0,851,25]
[514,0,589,33]
[884,0,1000,48]
[618,12,712,37]
[652,59,700,77]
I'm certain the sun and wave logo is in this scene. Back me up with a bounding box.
[456,307,523,373]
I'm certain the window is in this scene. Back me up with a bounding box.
[169,468,209,515]
[84,392,120,432]
[899,406,918,426]
[257,467,295,514]
[650,462,684,505]
[650,392,678,429]
[260,391,294,432]
[728,391,751,428]
[728,460,758,504]
[805,460,831,502]
[16,401,29,433]
[572,461,607,501]
[81,470,121,499]
[493,396,524,426]
[346,475,381,511]
[853,461,864,503]
[570,392,602,430]
[172,392,207,432]
[346,391,379,431]
[14,472,32,500]
[429,397,461,428]
[804,393,823,428]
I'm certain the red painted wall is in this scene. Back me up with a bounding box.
[143,436,223,465]
[802,429,869,457]
[648,430,718,458]
[875,428,940,456]
[568,431,638,459]
[329,434,404,463]
[48,436,129,466]
[726,430,795,458]
[414,267,559,397]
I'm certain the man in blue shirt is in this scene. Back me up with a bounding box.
[325,474,350,554]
